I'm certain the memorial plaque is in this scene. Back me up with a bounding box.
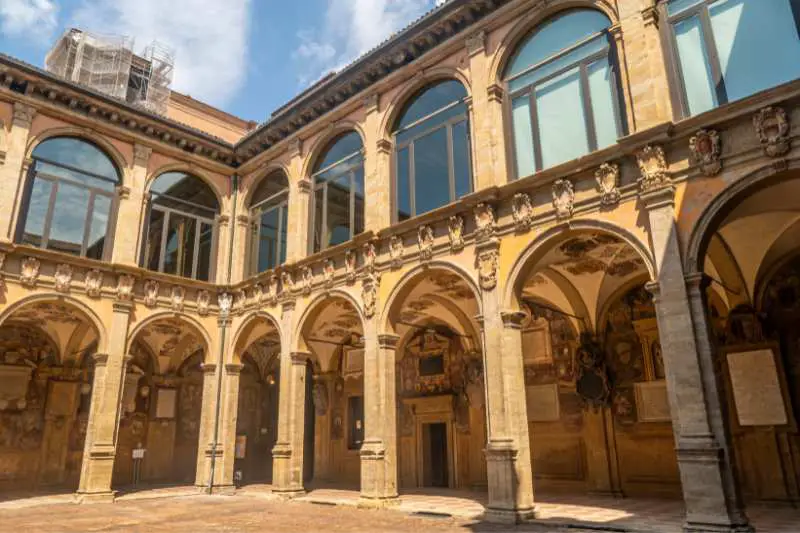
[727,349,787,427]
[344,348,364,375]
[634,380,671,422]
[522,319,552,365]
[155,388,177,419]
[526,383,560,422]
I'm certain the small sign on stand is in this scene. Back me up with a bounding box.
[132,444,146,487]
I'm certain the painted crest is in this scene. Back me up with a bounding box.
[473,203,496,241]
[636,145,670,192]
[54,264,73,293]
[281,270,295,295]
[301,266,313,296]
[345,249,357,283]
[754,106,790,157]
[475,248,498,291]
[19,257,40,288]
[196,290,211,316]
[595,163,620,205]
[266,273,279,305]
[389,236,403,269]
[418,225,434,261]
[552,179,575,220]
[84,269,103,298]
[323,259,335,290]
[171,286,185,312]
[362,276,378,319]
[448,215,464,252]
[143,280,159,307]
[689,129,722,176]
[362,241,377,274]
[512,192,534,231]
[116,274,135,302]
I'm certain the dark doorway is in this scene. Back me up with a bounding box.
[303,360,315,484]
[422,422,449,488]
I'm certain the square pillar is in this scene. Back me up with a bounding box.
[217,363,243,492]
[111,144,150,266]
[195,362,223,490]
[272,351,308,496]
[359,331,399,506]
[641,181,752,533]
[0,103,36,243]
[76,302,132,503]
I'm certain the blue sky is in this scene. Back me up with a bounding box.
[1,0,446,122]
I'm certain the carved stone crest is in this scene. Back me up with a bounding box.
[116,274,135,302]
[362,276,378,319]
[362,241,377,275]
[689,129,722,176]
[595,163,620,205]
[345,249,357,283]
[266,274,279,305]
[84,269,103,298]
[323,259,335,290]
[418,225,434,261]
[54,264,73,293]
[476,248,498,291]
[196,290,211,316]
[281,270,295,295]
[170,286,185,312]
[20,257,40,288]
[636,145,670,192]
[473,203,496,241]
[512,193,534,231]
[143,280,159,307]
[448,215,464,252]
[218,293,233,317]
[301,266,313,296]
[552,179,575,220]
[754,106,790,157]
[389,236,403,269]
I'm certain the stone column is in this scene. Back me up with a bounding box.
[111,144,150,266]
[641,179,752,532]
[0,103,36,242]
[476,236,535,523]
[195,362,222,490]
[217,363,243,492]
[76,302,132,502]
[359,331,399,506]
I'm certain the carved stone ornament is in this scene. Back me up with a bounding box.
[281,270,295,295]
[301,266,313,296]
[754,106,790,157]
[689,129,722,176]
[552,179,575,220]
[196,290,211,316]
[218,292,233,317]
[512,193,534,231]
[143,280,159,307]
[266,274,279,305]
[389,236,403,269]
[236,289,248,310]
[362,241,377,274]
[362,276,378,319]
[84,269,103,298]
[448,215,464,252]
[595,163,621,205]
[116,274,135,302]
[54,264,73,293]
[636,145,670,192]
[345,249,357,283]
[323,259,335,290]
[473,203,496,241]
[418,225,434,261]
[476,248,498,291]
[170,286,185,312]
[20,257,41,288]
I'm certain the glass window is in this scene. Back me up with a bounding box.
[18,137,120,259]
[144,172,219,281]
[311,132,365,252]
[249,171,289,275]
[393,80,472,220]
[504,9,622,178]
[668,0,800,116]
[347,395,364,450]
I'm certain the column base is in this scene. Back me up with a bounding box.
[272,487,306,499]
[75,491,116,504]
[195,484,236,496]
[483,506,536,524]
[357,496,399,509]
[684,522,755,533]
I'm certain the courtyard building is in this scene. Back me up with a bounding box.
[1,1,800,531]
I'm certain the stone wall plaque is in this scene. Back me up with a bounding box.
[526,383,560,422]
[634,380,671,423]
[727,349,788,427]
[522,319,552,365]
[156,388,177,419]
[344,348,364,376]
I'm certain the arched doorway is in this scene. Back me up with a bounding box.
[512,230,681,498]
[113,316,208,488]
[384,267,486,491]
[0,299,100,493]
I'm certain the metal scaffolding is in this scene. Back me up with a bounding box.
[45,28,174,116]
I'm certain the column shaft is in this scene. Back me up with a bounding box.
[0,103,35,243]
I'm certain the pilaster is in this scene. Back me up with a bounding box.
[286,138,310,261]
[363,95,392,232]
[112,143,150,265]
[0,103,36,242]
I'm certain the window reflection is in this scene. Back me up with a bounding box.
[18,137,120,259]
[393,80,472,220]
[249,171,289,275]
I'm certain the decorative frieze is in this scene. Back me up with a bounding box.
[170,286,185,312]
[20,257,40,288]
[552,179,575,220]
[753,106,790,157]
[54,264,73,293]
[595,163,620,206]
[116,274,135,302]
[473,203,496,242]
[448,215,465,252]
[389,236,404,269]
[196,290,211,316]
[689,129,722,176]
[512,193,534,231]
[636,145,670,192]
[418,225,434,261]
[84,269,103,298]
[144,280,159,308]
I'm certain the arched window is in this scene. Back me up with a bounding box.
[667,0,800,117]
[249,171,289,274]
[504,10,623,178]
[311,132,364,252]
[393,80,472,221]
[143,172,219,281]
[18,137,120,259]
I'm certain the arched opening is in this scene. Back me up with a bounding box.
[143,171,220,281]
[17,136,121,260]
[385,267,486,492]
[512,230,680,499]
[113,317,208,490]
[0,299,100,494]
[247,171,289,276]
[693,170,800,505]
[297,296,365,489]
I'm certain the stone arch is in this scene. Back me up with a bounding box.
[144,162,225,209]
[231,311,284,363]
[292,289,365,353]
[0,293,108,354]
[301,122,367,180]
[126,311,214,366]
[504,219,656,313]
[25,127,129,182]
[487,0,619,87]
[242,163,292,209]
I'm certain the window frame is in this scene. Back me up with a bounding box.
[17,143,121,260]
[248,185,289,275]
[392,88,473,222]
[347,395,364,451]
[664,0,800,119]
[504,24,625,179]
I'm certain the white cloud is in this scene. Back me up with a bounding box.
[293,0,445,88]
[0,0,58,41]
[70,0,252,108]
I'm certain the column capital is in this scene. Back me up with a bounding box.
[290,352,310,366]
[112,301,134,314]
[465,30,486,57]
[296,178,312,195]
[639,185,676,210]
[500,310,527,329]
[224,363,244,375]
[377,334,400,350]
[685,272,712,294]
[644,280,661,302]
[201,363,218,375]
[132,144,152,168]
[217,316,232,327]
[92,353,110,367]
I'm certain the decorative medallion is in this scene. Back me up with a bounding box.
[595,163,620,205]
[301,266,313,296]
[575,333,612,409]
[636,145,670,192]
[362,275,378,319]
[475,248,498,291]
[170,286,185,312]
[345,249,357,283]
[689,129,722,176]
[54,264,73,293]
[512,192,534,231]
[116,274,135,302]
[218,292,233,317]
[143,280,159,308]
[84,269,103,298]
[389,236,403,269]
[196,290,210,317]
[323,259,335,290]
[418,225,434,261]
[19,257,40,288]
[754,106,790,157]
[552,179,575,220]
[448,215,465,252]
[473,203,496,241]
